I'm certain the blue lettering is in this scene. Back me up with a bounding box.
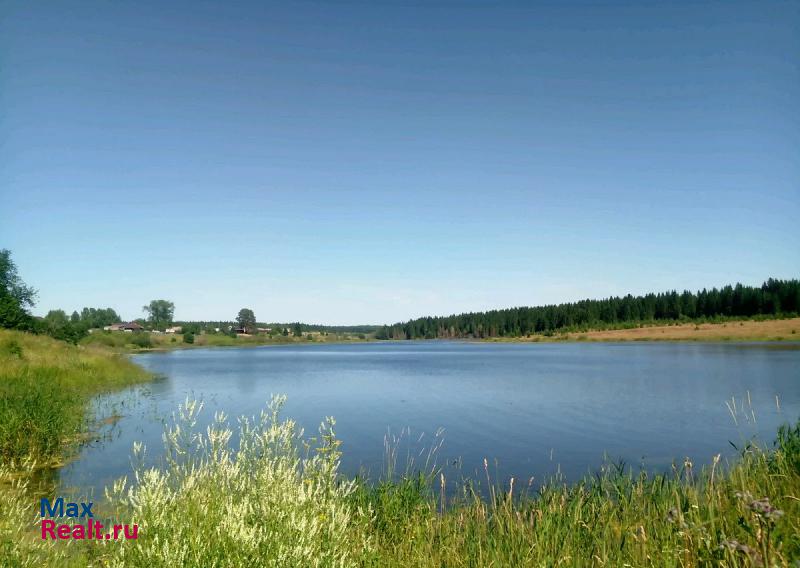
[40,497,63,518]
[39,498,94,518]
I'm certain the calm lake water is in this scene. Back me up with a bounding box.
[59,341,800,497]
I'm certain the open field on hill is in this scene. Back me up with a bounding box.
[566,317,800,342]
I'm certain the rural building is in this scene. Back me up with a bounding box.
[104,322,144,332]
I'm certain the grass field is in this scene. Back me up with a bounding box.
[485,317,800,343]
[567,317,800,342]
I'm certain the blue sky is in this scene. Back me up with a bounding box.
[1,1,798,324]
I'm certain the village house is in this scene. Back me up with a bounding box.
[103,322,144,332]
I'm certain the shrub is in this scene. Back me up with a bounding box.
[183,332,194,344]
[130,333,152,349]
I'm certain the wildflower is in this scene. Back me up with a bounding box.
[735,491,784,520]
[748,497,784,520]
[719,540,763,566]
[665,508,687,529]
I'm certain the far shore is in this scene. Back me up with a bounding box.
[483,317,800,343]
[95,317,800,355]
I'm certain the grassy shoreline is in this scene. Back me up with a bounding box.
[0,329,152,468]
[80,329,376,354]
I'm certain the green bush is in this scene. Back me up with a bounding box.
[130,332,152,349]
[80,331,129,349]
[183,332,195,344]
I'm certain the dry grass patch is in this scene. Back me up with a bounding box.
[566,317,800,342]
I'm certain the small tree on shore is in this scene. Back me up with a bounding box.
[236,308,257,334]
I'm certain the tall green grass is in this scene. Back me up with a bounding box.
[96,399,800,566]
[0,330,151,464]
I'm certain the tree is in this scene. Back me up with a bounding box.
[142,300,175,330]
[77,307,120,329]
[45,309,69,326]
[0,249,37,329]
[236,308,257,334]
[376,278,800,340]
[44,309,85,344]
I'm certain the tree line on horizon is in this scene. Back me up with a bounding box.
[2,249,378,343]
[375,279,800,340]
[4,250,798,343]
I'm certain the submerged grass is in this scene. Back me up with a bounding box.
[4,396,795,567]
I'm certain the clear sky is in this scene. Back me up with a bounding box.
[1,1,798,325]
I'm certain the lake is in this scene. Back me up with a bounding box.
[59,341,800,497]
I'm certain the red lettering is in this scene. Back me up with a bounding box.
[57,524,71,539]
[41,519,55,540]
[124,524,138,539]
[72,524,86,539]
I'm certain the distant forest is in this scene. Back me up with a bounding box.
[376,279,800,340]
